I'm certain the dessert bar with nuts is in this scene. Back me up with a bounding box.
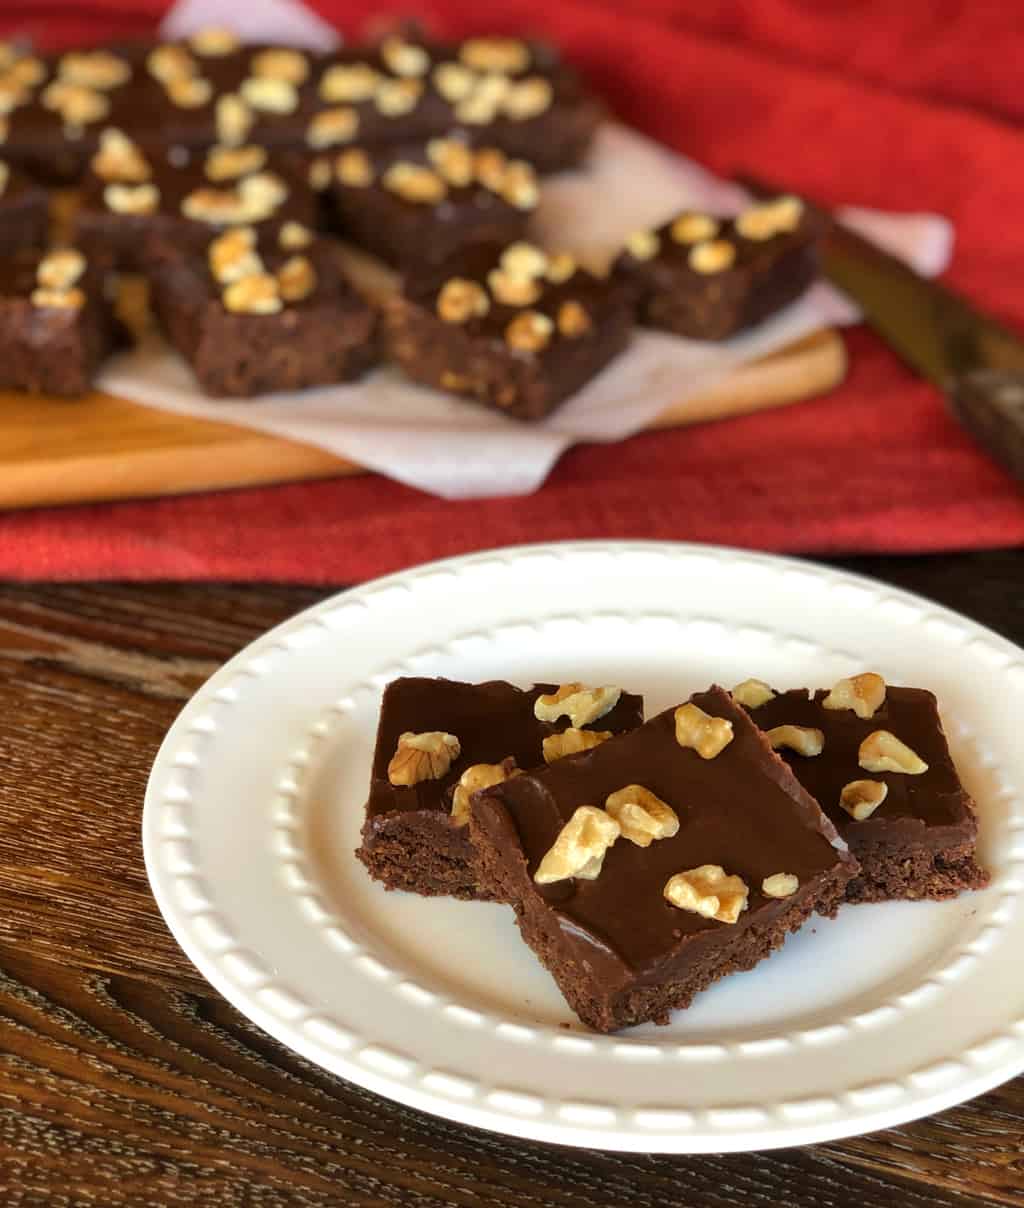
[470,686,857,1032]
[321,139,537,272]
[383,241,634,420]
[357,677,644,900]
[75,131,319,270]
[613,195,821,341]
[0,159,49,255]
[0,247,117,395]
[737,674,990,903]
[145,223,377,397]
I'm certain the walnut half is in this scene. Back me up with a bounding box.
[664,865,749,924]
[387,731,461,787]
[533,805,620,885]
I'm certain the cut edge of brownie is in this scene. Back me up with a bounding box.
[355,810,495,901]
[843,832,989,904]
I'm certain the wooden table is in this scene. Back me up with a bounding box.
[1,551,1021,1207]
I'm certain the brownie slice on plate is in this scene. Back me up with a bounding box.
[738,674,990,903]
[612,195,820,341]
[358,676,644,900]
[146,222,377,396]
[0,159,49,255]
[471,686,857,1032]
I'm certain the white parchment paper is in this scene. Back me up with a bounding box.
[104,3,952,500]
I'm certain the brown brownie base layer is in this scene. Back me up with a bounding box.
[473,820,851,1033]
[356,811,496,901]
[845,837,990,904]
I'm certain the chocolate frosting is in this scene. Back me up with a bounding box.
[367,676,644,821]
[473,687,852,982]
[749,686,975,845]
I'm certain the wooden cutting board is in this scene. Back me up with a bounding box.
[0,328,845,510]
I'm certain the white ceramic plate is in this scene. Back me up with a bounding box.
[143,542,1024,1153]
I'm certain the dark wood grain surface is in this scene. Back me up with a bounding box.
[0,553,1021,1208]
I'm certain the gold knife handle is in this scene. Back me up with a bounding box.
[947,369,1024,485]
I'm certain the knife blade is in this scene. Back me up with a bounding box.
[736,173,1024,485]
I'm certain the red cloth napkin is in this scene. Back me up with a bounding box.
[1,0,1022,583]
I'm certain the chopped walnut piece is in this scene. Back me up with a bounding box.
[472,147,508,191]
[36,249,86,291]
[546,253,577,283]
[450,758,518,826]
[387,730,461,786]
[735,195,804,241]
[436,278,489,323]
[319,62,380,103]
[30,287,85,310]
[625,229,659,260]
[534,805,620,884]
[374,78,423,116]
[205,144,267,182]
[307,106,359,150]
[605,785,679,848]
[279,221,313,250]
[426,137,474,187]
[181,186,248,225]
[42,81,109,125]
[487,268,541,307]
[380,36,430,78]
[534,684,621,728]
[506,310,554,352]
[766,725,824,757]
[731,678,776,709]
[664,865,749,923]
[335,147,374,187]
[190,27,240,57]
[459,37,530,74]
[308,157,331,190]
[823,673,886,720]
[215,93,253,146]
[382,161,446,204]
[557,300,591,338]
[689,239,736,274]
[166,75,212,108]
[839,779,889,821]
[222,272,282,315]
[673,703,734,759]
[670,212,719,245]
[58,50,130,91]
[104,182,159,215]
[240,74,298,114]
[91,127,150,182]
[238,170,289,215]
[277,255,317,303]
[762,872,799,898]
[499,160,538,210]
[432,61,476,103]
[251,48,309,85]
[207,226,261,285]
[502,76,553,120]
[500,242,547,279]
[858,731,928,775]
[455,89,500,126]
[5,55,46,90]
[542,728,613,764]
[147,45,196,84]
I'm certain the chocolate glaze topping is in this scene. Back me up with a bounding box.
[473,687,853,979]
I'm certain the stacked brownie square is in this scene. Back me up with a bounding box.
[357,670,988,1032]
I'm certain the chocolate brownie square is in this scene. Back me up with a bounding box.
[146,223,377,397]
[309,31,602,173]
[358,677,645,900]
[737,674,990,903]
[75,130,319,270]
[0,246,116,395]
[0,159,48,255]
[322,138,535,271]
[613,196,821,341]
[383,241,634,420]
[471,686,858,1032]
